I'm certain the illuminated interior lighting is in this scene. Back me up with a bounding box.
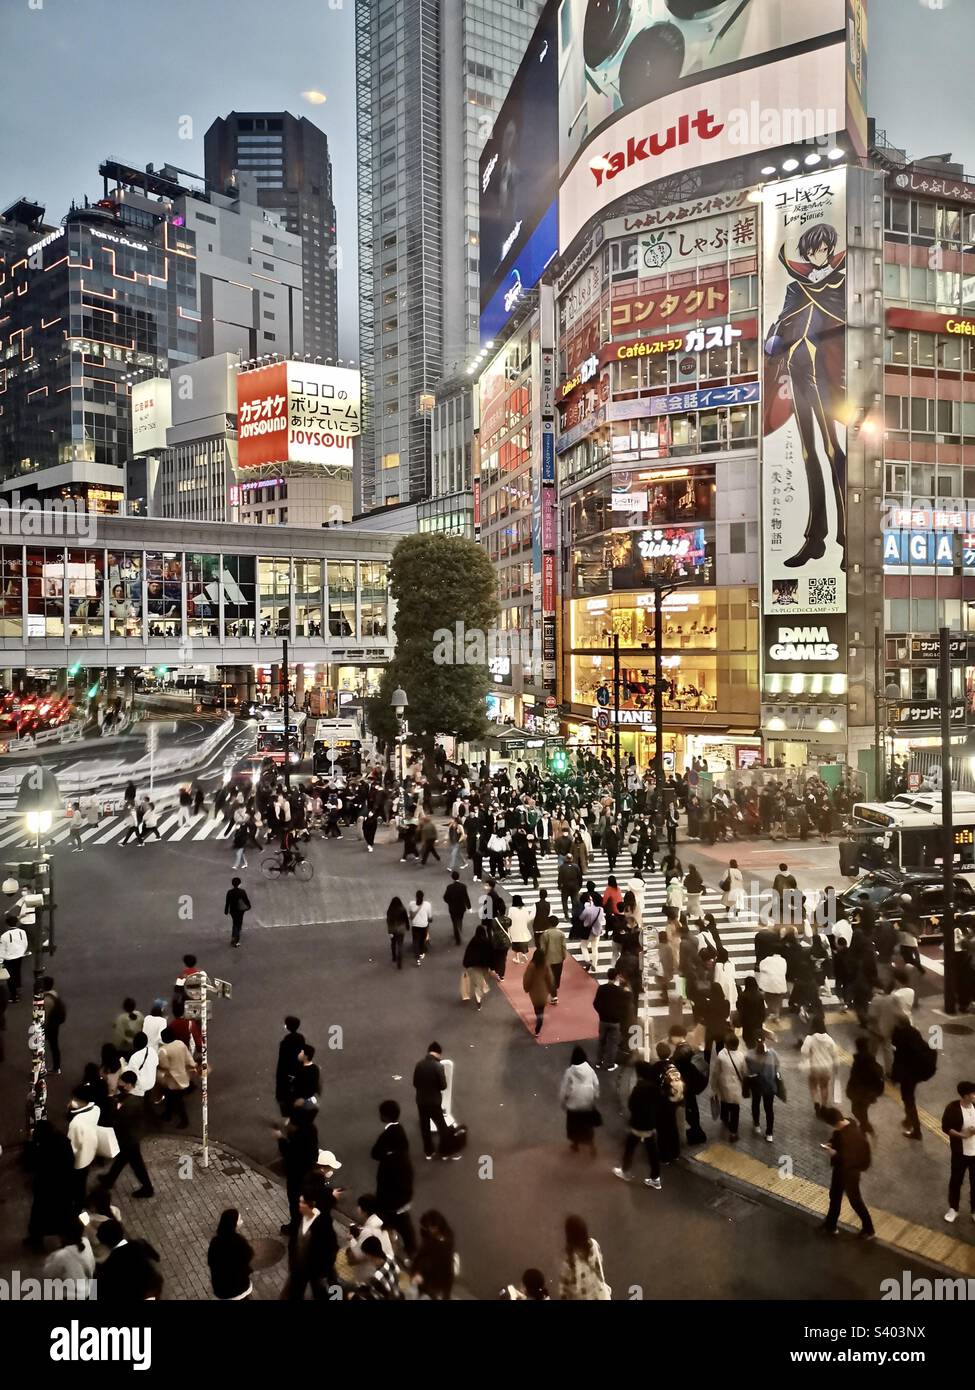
[782,158,800,172]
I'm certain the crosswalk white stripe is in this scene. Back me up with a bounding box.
[0,821,30,848]
[169,812,205,840]
[472,848,837,1017]
[92,817,135,845]
[195,816,231,841]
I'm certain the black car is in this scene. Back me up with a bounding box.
[839,871,975,939]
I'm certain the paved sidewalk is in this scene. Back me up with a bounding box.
[684,1002,975,1274]
[0,1136,291,1301]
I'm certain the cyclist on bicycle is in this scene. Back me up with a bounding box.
[280,827,302,875]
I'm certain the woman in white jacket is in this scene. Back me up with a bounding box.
[507,895,533,964]
[559,1045,600,1155]
[712,948,737,1006]
[67,1091,100,1212]
[720,859,746,919]
[756,949,788,1021]
[800,1015,838,1115]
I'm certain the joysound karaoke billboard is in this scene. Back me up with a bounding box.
[556,0,852,253]
[236,361,361,470]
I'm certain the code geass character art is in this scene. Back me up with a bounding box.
[764,222,847,571]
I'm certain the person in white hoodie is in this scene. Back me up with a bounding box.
[67,1086,100,1213]
[559,1045,600,1155]
[756,948,789,1021]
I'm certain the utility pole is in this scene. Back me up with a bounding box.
[653,586,666,796]
[873,615,883,800]
[939,626,957,1015]
[282,637,291,790]
[178,968,232,1169]
[612,631,621,802]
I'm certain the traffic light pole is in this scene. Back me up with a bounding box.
[612,632,621,802]
[939,626,957,1015]
[654,587,665,797]
[282,638,291,790]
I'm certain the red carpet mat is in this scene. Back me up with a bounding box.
[497,953,598,1045]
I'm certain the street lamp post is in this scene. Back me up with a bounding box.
[16,765,62,1132]
[391,687,409,789]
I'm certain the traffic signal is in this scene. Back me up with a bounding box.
[87,683,99,700]
[68,663,81,677]
[155,665,168,676]
[548,748,569,775]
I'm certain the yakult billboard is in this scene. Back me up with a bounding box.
[236,362,361,470]
[556,0,851,254]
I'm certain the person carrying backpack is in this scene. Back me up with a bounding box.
[819,1107,875,1238]
[648,1041,684,1163]
[668,1025,709,1145]
[891,1020,938,1140]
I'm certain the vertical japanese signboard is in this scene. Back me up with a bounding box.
[761,167,849,620]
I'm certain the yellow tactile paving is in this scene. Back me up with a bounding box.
[692,1143,975,1275]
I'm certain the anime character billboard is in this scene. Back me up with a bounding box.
[761,168,848,617]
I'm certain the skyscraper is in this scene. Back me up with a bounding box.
[204,112,338,363]
[355,0,545,511]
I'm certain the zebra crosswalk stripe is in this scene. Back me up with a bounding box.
[478,849,835,1020]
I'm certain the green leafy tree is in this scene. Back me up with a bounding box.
[378,534,498,756]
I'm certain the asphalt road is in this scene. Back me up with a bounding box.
[0,826,939,1300]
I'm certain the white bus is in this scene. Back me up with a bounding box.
[256,712,306,768]
[312,716,366,776]
[840,791,975,875]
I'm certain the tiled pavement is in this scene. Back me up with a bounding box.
[0,1136,292,1301]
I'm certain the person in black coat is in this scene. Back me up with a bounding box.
[97,1219,163,1301]
[275,1016,305,1117]
[941,1081,975,1221]
[208,1208,254,1299]
[613,1061,662,1187]
[602,821,620,873]
[443,873,471,945]
[413,1042,451,1159]
[371,1099,415,1255]
[647,1042,682,1164]
[845,1035,884,1136]
[224,877,252,947]
[736,976,768,1049]
[274,1108,319,1235]
[25,1120,75,1248]
[284,1188,338,1301]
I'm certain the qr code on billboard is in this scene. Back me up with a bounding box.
[808,577,837,608]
